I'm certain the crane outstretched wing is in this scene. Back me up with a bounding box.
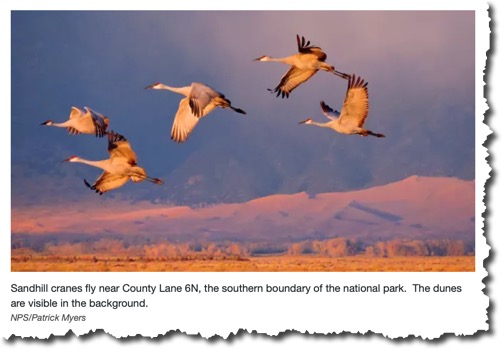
[63,106,82,134]
[84,107,109,137]
[320,101,340,120]
[84,173,130,195]
[268,67,318,98]
[171,98,201,143]
[338,74,369,128]
[66,127,81,135]
[189,82,222,117]
[296,35,327,61]
[107,131,138,165]
[68,107,84,119]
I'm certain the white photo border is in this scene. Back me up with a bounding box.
[1,0,491,340]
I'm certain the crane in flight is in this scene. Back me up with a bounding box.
[145,81,246,143]
[254,34,350,98]
[64,131,164,195]
[41,106,109,137]
[299,74,385,138]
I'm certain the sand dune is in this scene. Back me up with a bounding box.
[11,176,475,242]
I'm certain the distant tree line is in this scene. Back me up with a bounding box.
[287,238,470,257]
[11,236,473,259]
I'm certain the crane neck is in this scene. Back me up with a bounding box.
[267,56,296,65]
[49,120,72,128]
[311,121,332,128]
[156,84,191,96]
[72,158,110,171]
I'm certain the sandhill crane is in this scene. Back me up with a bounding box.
[41,106,109,137]
[299,74,385,138]
[64,131,164,195]
[254,34,350,98]
[145,81,246,143]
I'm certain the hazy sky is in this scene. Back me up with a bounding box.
[11,11,475,204]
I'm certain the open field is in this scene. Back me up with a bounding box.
[11,255,475,272]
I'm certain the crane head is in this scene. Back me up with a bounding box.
[144,82,161,90]
[40,120,53,126]
[63,155,80,162]
[298,118,312,125]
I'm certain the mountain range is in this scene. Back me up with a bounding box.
[12,176,475,245]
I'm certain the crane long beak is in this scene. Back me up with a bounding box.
[144,84,155,90]
[298,119,310,124]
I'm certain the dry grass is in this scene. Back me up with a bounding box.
[11,255,475,272]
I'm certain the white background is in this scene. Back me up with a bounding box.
[2,0,500,348]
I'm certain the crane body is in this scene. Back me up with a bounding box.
[299,74,385,138]
[145,81,246,143]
